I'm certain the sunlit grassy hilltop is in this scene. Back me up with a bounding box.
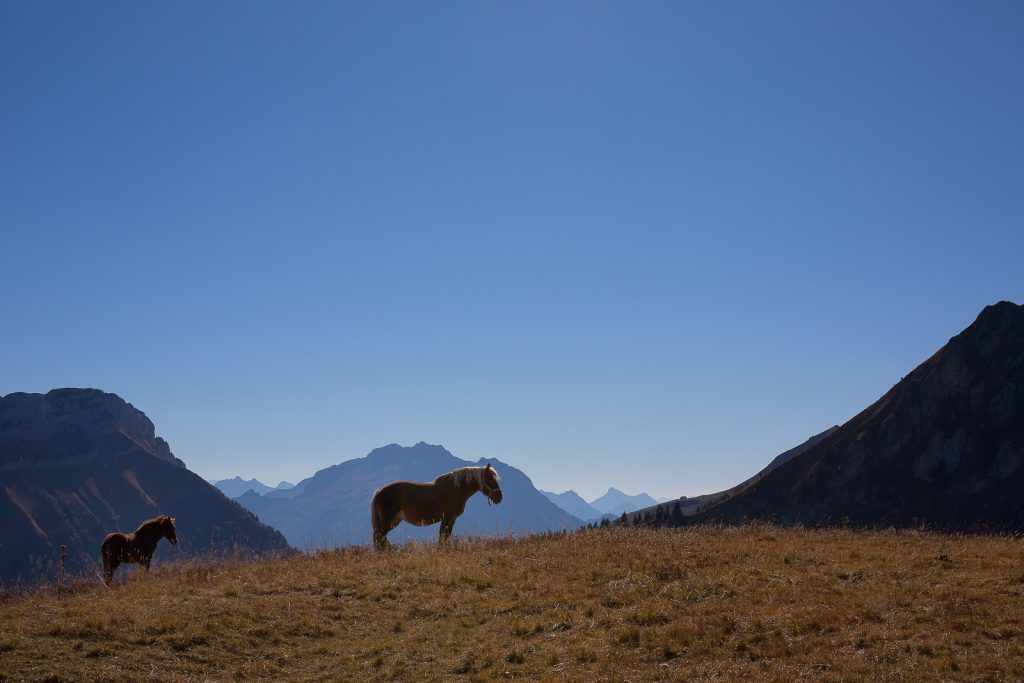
[2,526,1023,681]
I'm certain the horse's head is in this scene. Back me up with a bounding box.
[162,516,178,545]
[481,464,502,504]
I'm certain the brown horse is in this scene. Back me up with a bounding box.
[101,515,177,584]
[371,464,503,549]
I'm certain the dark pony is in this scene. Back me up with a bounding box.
[101,515,178,584]
[371,464,503,549]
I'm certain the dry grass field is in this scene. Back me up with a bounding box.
[2,525,1023,682]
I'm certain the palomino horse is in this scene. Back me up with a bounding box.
[101,515,177,584]
[371,464,503,549]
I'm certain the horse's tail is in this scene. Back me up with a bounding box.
[370,488,390,550]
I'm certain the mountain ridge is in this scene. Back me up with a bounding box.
[673,301,1024,529]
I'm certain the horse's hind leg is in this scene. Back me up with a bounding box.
[103,557,117,585]
[372,505,391,552]
[371,494,400,550]
[373,517,401,550]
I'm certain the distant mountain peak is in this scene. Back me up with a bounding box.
[590,487,657,515]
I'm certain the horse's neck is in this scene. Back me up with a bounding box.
[134,525,162,548]
[453,481,480,503]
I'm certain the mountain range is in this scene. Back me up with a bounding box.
[539,490,603,520]
[233,442,583,548]
[212,477,294,499]
[589,488,658,516]
[631,301,1024,530]
[0,389,290,584]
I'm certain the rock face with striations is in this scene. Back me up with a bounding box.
[0,389,290,584]
[691,301,1024,529]
[0,388,184,470]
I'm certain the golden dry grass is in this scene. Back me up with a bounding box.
[2,525,1023,681]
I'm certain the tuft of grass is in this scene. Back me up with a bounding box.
[0,526,1023,680]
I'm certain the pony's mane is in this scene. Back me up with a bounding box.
[136,515,173,532]
[437,466,499,488]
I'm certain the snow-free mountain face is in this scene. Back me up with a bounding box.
[540,490,603,521]
[690,301,1024,530]
[589,488,658,516]
[234,442,585,549]
[0,389,290,584]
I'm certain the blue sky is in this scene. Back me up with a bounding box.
[2,2,1022,500]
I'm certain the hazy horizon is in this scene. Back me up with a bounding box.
[3,2,1022,500]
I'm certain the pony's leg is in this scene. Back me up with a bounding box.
[439,519,455,545]
[371,498,402,550]
[374,519,401,550]
[374,531,391,550]
[103,558,115,585]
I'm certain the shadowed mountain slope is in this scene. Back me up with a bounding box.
[235,442,584,548]
[626,425,840,524]
[0,389,290,584]
[685,301,1024,529]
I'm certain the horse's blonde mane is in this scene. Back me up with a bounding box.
[437,466,499,488]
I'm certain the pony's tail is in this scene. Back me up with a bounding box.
[370,489,387,550]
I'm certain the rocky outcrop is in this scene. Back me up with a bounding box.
[0,389,183,470]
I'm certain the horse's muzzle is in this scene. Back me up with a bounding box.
[489,491,503,504]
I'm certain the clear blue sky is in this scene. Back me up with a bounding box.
[2,2,1022,500]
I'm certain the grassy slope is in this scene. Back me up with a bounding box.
[1,526,1023,681]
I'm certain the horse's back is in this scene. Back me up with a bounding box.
[101,531,128,552]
